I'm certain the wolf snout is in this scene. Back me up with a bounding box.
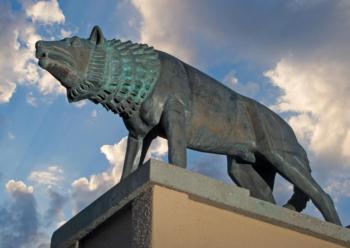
[35,41,48,59]
[35,40,43,49]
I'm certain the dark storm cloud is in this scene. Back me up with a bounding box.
[44,189,67,227]
[0,190,40,248]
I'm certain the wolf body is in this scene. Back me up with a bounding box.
[35,26,341,225]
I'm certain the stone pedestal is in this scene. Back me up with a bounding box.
[51,159,350,248]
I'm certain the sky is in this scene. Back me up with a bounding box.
[1,0,350,247]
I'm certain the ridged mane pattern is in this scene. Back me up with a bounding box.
[68,39,161,119]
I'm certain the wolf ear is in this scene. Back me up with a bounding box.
[89,25,105,46]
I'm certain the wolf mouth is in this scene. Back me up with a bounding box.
[35,49,47,59]
[36,48,75,69]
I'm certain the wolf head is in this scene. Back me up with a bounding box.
[35,26,105,102]
[36,26,160,118]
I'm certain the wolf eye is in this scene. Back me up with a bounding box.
[71,39,81,47]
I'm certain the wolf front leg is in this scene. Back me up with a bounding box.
[163,98,187,168]
[121,134,143,179]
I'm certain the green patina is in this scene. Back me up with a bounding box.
[68,39,161,118]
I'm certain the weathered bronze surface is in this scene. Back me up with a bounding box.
[35,26,341,225]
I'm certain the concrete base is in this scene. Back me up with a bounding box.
[51,159,350,248]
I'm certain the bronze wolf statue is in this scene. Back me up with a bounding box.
[35,26,341,225]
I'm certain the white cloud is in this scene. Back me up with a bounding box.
[60,28,73,38]
[5,180,33,194]
[70,137,128,213]
[28,166,64,187]
[36,70,66,95]
[25,0,65,25]
[100,136,168,182]
[72,100,87,108]
[71,136,168,213]
[147,137,168,160]
[0,81,16,104]
[71,172,112,192]
[324,176,350,202]
[131,0,195,63]
[70,173,112,214]
[287,113,316,146]
[0,0,66,105]
[342,131,350,158]
[100,136,128,182]
[265,58,350,164]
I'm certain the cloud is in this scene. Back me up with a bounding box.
[25,0,65,24]
[131,0,196,63]
[5,180,33,194]
[28,166,64,187]
[99,136,128,183]
[71,136,168,213]
[36,70,66,96]
[26,166,68,229]
[44,189,67,228]
[130,0,350,65]
[70,137,128,213]
[72,100,87,108]
[100,135,167,182]
[71,174,112,214]
[146,137,168,160]
[1,177,68,247]
[0,81,16,104]
[265,57,350,166]
[0,0,66,104]
[59,28,73,38]
[324,175,350,203]
[258,2,350,215]
[0,180,49,248]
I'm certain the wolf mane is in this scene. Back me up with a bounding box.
[68,39,161,118]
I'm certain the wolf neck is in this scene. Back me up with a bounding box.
[86,39,161,119]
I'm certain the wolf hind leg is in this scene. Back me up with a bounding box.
[278,152,310,212]
[263,151,341,225]
[253,153,310,212]
[227,155,276,203]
